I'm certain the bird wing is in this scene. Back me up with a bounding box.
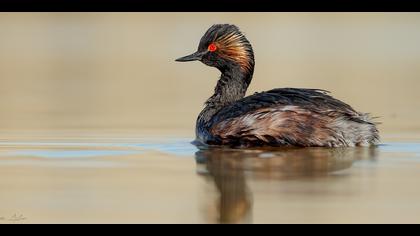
[208,88,373,146]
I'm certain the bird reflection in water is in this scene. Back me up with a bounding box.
[195,146,377,224]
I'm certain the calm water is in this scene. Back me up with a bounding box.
[0,132,420,224]
[1,13,420,223]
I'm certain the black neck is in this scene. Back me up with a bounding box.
[206,66,253,108]
[197,65,253,131]
[196,63,254,141]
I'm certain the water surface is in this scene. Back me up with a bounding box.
[1,134,419,224]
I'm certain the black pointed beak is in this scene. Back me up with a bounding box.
[175,51,205,62]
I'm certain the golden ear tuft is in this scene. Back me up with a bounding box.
[214,32,253,73]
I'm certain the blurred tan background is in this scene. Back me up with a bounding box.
[0,13,419,137]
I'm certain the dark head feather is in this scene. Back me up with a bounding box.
[198,24,255,75]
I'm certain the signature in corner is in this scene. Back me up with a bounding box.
[0,214,27,222]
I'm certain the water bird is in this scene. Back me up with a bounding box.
[176,24,379,148]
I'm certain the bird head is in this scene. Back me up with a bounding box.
[176,24,254,76]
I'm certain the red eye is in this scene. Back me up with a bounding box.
[208,43,217,52]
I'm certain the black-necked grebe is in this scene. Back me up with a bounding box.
[176,24,379,148]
